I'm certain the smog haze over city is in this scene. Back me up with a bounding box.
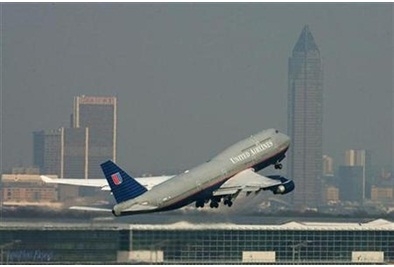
[2,3,393,175]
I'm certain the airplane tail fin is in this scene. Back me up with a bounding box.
[100,160,147,204]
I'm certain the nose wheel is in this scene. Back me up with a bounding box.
[274,162,283,169]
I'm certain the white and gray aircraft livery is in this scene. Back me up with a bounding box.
[42,128,294,216]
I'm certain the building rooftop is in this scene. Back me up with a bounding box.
[128,218,394,231]
[1,218,393,231]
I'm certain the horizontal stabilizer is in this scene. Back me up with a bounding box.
[69,206,112,212]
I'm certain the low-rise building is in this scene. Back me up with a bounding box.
[1,174,58,205]
[371,186,393,203]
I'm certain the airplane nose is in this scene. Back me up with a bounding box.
[276,132,290,149]
[284,135,290,146]
[284,136,291,149]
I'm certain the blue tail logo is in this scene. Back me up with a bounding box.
[101,160,147,204]
[111,172,123,185]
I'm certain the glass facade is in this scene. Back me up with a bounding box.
[0,227,119,264]
[128,223,394,264]
[33,130,62,176]
[338,166,364,202]
[63,127,88,178]
[1,219,393,264]
[73,96,117,178]
[287,25,323,208]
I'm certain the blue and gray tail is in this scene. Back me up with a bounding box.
[100,160,147,204]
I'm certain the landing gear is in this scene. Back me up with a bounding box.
[210,201,219,208]
[208,196,221,208]
[197,196,235,209]
[274,162,283,169]
[274,155,286,170]
[195,200,205,208]
[223,199,233,207]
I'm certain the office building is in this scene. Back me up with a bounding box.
[324,185,339,203]
[33,127,88,178]
[1,174,58,204]
[62,127,88,178]
[371,186,393,203]
[33,129,62,176]
[345,149,369,166]
[323,155,334,176]
[344,149,372,200]
[33,96,117,178]
[287,25,323,208]
[338,165,364,203]
[73,96,117,178]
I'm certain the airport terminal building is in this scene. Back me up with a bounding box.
[122,219,394,264]
[0,218,393,264]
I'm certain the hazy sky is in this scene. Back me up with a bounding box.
[2,3,393,175]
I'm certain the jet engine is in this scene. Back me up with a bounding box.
[265,175,295,195]
[275,185,286,194]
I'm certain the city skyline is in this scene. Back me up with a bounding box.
[32,96,117,178]
[2,4,393,175]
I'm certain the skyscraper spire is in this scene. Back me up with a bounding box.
[293,25,319,53]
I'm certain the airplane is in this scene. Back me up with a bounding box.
[42,128,294,216]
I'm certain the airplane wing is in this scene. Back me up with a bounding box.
[69,203,158,214]
[41,176,110,190]
[213,168,294,197]
[40,175,173,191]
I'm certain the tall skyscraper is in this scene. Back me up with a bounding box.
[33,95,117,178]
[73,96,117,178]
[287,25,323,209]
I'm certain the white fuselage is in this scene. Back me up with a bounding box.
[113,128,290,215]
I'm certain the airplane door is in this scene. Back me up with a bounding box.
[221,168,228,179]
[196,179,202,190]
[192,172,202,190]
